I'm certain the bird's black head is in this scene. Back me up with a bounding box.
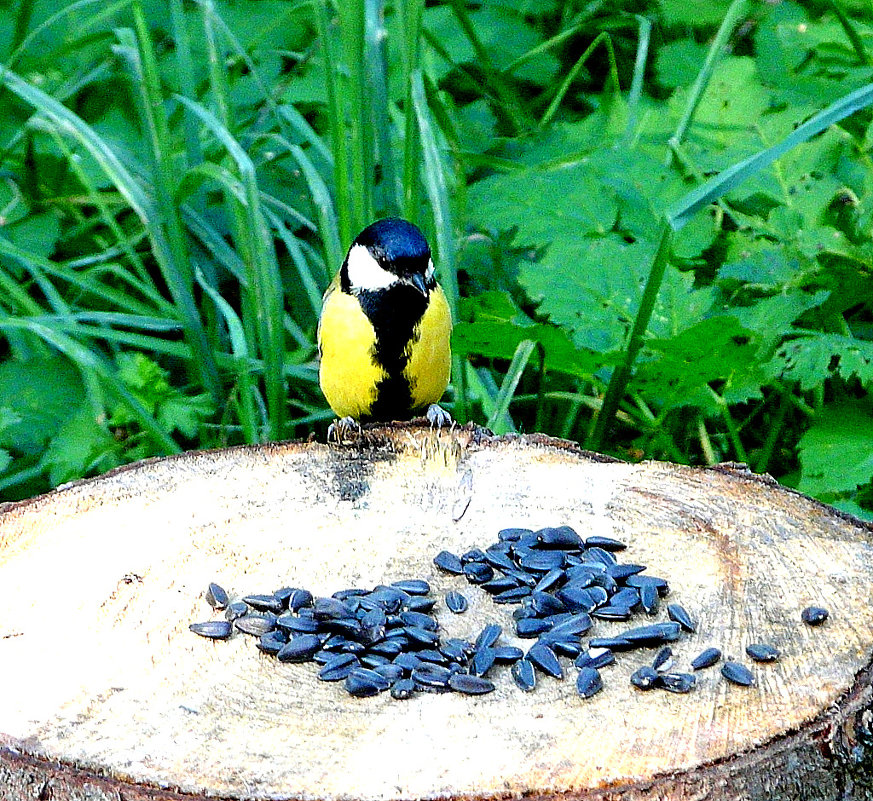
[342,218,435,296]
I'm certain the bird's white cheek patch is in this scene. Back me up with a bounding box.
[346,244,398,291]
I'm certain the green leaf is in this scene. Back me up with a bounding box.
[658,0,734,26]
[770,331,873,391]
[635,317,760,410]
[798,402,873,495]
[0,448,11,474]
[654,39,708,89]
[39,408,116,486]
[157,392,214,438]
[0,356,85,455]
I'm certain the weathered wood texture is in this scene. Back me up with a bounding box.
[1,425,872,801]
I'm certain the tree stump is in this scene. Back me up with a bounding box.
[1,424,872,801]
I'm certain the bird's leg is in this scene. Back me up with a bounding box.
[426,404,453,430]
[327,416,362,444]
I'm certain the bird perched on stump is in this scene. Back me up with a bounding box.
[318,218,452,436]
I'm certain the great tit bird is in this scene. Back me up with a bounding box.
[318,218,452,429]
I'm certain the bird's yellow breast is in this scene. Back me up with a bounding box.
[317,283,452,421]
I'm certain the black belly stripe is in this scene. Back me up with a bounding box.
[357,285,427,421]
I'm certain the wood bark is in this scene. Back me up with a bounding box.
[1,424,872,801]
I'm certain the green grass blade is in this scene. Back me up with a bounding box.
[623,15,652,147]
[400,0,425,219]
[667,0,750,157]
[410,70,467,422]
[486,339,537,433]
[668,81,873,231]
[170,0,204,168]
[826,0,871,66]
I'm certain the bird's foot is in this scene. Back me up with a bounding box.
[426,404,453,430]
[327,416,362,444]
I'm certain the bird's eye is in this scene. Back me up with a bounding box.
[425,259,435,281]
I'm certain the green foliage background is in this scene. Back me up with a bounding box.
[0,0,872,520]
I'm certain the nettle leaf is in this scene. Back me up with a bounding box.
[770,332,873,391]
[469,163,618,244]
[730,290,830,344]
[798,402,873,496]
[654,38,707,90]
[718,236,804,287]
[634,317,761,411]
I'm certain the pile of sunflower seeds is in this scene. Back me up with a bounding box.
[190,525,826,700]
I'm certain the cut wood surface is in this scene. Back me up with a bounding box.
[1,425,873,801]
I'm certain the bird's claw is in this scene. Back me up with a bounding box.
[327,416,362,444]
[426,404,453,430]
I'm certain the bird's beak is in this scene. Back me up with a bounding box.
[408,273,428,296]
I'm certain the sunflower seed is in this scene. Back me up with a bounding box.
[802,606,829,626]
[576,667,603,698]
[190,621,233,640]
[722,661,755,686]
[691,647,722,670]
[746,643,780,663]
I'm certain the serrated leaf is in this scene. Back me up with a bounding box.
[771,332,873,391]
[157,392,214,438]
[730,290,830,342]
[634,317,759,410]
[718,238,803,286]
[798,402,873,495]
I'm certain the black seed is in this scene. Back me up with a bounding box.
[333,588,368,601]
[586,547,617,566]
[405,626,440,647]
[400,611,438,631]
[434,550,464,574]
[441,638,473,662]
[461,548,486,563]
[412,663,453,688]
[527,641,563,679]
[273,587,295,609]
[234,615,276,636]
[626,575,670,596]
[481,577,520,594]
[575,648,615,670]
[652,646,673,672]
[277,634,322,662]
[484,549,516,571]
[589,636,633,651]
[516,618,552,638]
[393,653,421,673]
[722,661,755,686]
[206,583,229,610]
[416,648,449,664]
[802,606,829,626]
[576,667,603,698]
[656,672,696,693]
[504,568,538,587]
[549,638,582,658]
[536,525,583,549]
[189,620,232,640]
[556,586,597,613]
[449,673,495,695]
[463,562,495,584]
[499,527,532,542]
[667,603,696,632]
[493,645,524,663]
[366,587,406,613]
[606,563,647,581]
[584,536,627,551]
[374,663,405,682]
[630,666,659,690]
[548,612,593,638]
[243,594,284,613]
[622,622,682,646]
[288,589,313,611]
[592,605,633,621]
[512,658,537,691]
[639,583,659,615]
[313,597,355,620]
[346,668,390,696]
[585,586,610,607]
[519,550,565,572]
[493,587,532,604]
[471,647,497,677]
[533,568,565,593]
[446,591,468,613]
[746,643,780,663]
[276,615,320,634]
[691,647,722,670]
[257,631,288,654]
[475,623,502,650]
[391,677,416,699]
[224,601,248,621]
[610,587,641,609]
[319,653,359,681]
[530,591,566,617]
[392,579,430,595]
[406,596,436,613]
[361,653,391,668]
